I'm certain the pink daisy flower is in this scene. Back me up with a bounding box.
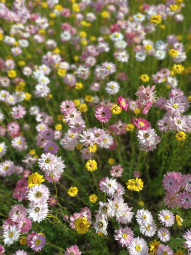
[163,192,181,209]
[95,105,111,123]
[114,227,134,248]
[158,210,175,227]
[134,118,150,130]
[117,96,128,111]
[156,244,174,255]
[157,228,170,242]
[178,192,191,209]
[142,101,152,115]
[183,229,191,250]
[65,245,82,255]
[110,165,123,177]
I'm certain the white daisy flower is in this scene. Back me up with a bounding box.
[27,184,50,203]
[0,142,7,157]
[105,81,120,95]
[3,225,20,246]
[27,202,48,223]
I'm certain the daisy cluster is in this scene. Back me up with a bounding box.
[163,172,191,209]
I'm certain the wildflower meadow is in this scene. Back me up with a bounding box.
[1,0,191,254]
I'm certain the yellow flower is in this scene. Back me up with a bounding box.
[48,93,52,99]
[54,4,63,11]
[177,35,182,41]
[76,143,83,150]
[85,95,93,103]
[19,81,25,86]
[90,36,96,41]
[79,31,87,38]
[188,95,191,102]
[74,99,80,107]
[169,4,178,11]
[101,11,110,19]
[74,217,90,234]
[8,69,16,78]
[150,14,162,24]
[57,68,66,77]
[139,201,144,206]
[28,172,44,188]
[172,64,184,74]
[55,124,62,131]
[38,29,45,35]
[24,93,32,100]
[88,144,97,153]
[108,158,115,165]
[81,39,87,46]
[134,108,141,115]
[72,3,80,12]
[16,85,24,92]
[29,149,36,155]
[175,131,187,141]
[57,115,63,121]
[144,44,152,51]
[89,194,98,203]
[126,178,144,192]
[140,74,150,83]
[18,61,26,66]
[175,251,183,255]
[111,104,121,114]
[41,2,48,8]
[169,49,178,57]
[160,25,166,30]
[73,56,79,62]
[0,32,4,40]
[79,103,88,112]
[53,48,60,54]
[75,82,83,90]
[126,124,135,132]
[85,159,97,172]
[13,41,19,46]
[68,186,78,197]
[20,236,27,245]
[50,13,56,18]
[149,240,160,255]
[176,215,183,226]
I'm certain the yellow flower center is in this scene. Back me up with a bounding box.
[45,158,51,163]
[136,245,141,251]
[173,104,178,109]
[139,122,145,127]
[32,177,38,184]
[35,239,41,245]
[35,191,42,198]
[80,223,85,228]
[164,215,169,220]
[146,224,150,229]
[9,232,13,238]
[4,166,8,171]
[122,233,127,239]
